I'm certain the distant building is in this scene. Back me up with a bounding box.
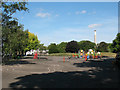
[26,49,49,56]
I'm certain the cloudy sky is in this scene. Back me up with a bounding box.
[14,2,118,46]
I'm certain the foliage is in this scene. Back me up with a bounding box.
[24,32,40,51]
[38,44,47,50]
[107,43,112,52]
[2,2,29,59]
[65,40,79,53]
[2,22,29,59]
[57,42,67,53]
[48,43,59,54]
[97,42,109,52]
[110,33,120,53]
[78,40,96,52]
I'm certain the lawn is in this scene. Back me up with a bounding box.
[49,52,116,58]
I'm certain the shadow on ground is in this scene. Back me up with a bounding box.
[9,58,120,89]
[23,56,48,60]
[73,58,118,68]
[3,60,36,65]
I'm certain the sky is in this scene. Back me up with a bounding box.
[13,2,118,46]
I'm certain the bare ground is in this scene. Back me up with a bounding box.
[2,56,120,89]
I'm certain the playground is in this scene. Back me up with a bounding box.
[2,55,120,88]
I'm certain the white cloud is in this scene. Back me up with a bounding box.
[81,10,87,14]
[88,24,102,28]
[36,12,51,18]
[75,10,87,15]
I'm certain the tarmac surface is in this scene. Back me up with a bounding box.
[2,56,120,88]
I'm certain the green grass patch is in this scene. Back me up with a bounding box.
[49,53,73,56]
[101,52,116,58]
[49,52,116,58]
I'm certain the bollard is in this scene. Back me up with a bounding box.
[63,56,65,63]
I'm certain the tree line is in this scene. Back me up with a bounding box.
[48,35,120,54]
[1,2,46,60]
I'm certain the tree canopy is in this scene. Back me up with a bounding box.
[110,33,120,53]
[78,40,96,52]
[97,42,109,52]
[65,40,79,53]
[48,43,59,54]
[57,42,67,53]
[24,32,40,52]
[2,2,29,59]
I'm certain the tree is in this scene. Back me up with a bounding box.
[57,42,67,53]
[2,22,29,59]
[107,43,112,52]
[65,40,79,53]
[24,32,40,52]
[2,2,29,59]
[97,42,109,52]
[110,33,120,53]
[48,43,59,54]
[78,40,96,52]
[38,44,47,50]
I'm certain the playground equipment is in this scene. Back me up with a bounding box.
[69,49,102,61]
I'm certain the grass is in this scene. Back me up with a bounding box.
[49,52,116,58]
[101,52,116,58]
[49,53,73,56]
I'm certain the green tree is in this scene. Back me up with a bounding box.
[48,43,59,54]
[97,42,109,52]
[107,43,112,52]
[65,40,79,53]
[78,40,96,52]
[38,44,47,50]
[25,32,40,51]
[110,33,120,53]
[2,2,29,59]
[2,22,29,59]
[57,42,67,53]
